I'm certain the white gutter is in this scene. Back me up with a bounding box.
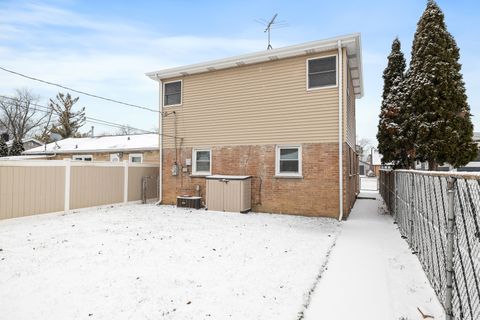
[338,40,344,221]
[158,79,164,204]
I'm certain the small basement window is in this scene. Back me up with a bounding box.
[193,149,211,175]
[307,56,337,89]
[276,145,302,177]
[72,155,93,161]
[129,153,143,163]
[164,80,182,106]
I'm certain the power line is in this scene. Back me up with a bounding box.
[0,94,178,138]
[0,66,159,113]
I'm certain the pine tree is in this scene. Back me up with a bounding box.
[49,92,86,138]
[406,0,477,169]
[9,140,24,156]
[0,136,8,157]
[377,38,407,167]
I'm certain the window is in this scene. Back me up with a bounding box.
[129,153,143,163]
[192,149,211,175]
[307,56,337,89]
[164,80,182,106]
[72,155,93,161]
[110,154,120,162]
[275,145,302,177]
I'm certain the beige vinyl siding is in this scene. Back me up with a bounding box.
[162,50,340,148]
[345,55,356,149]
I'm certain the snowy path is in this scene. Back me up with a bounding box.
[303,191,445,320]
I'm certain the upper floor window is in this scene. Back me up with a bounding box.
[164,81,182,106]
[307,56,337,89]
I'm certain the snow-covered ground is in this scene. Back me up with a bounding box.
[0,204,339,320]
[303,193,445,320]
[0,192,445,320]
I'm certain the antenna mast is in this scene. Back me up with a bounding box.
[264,13,277,50]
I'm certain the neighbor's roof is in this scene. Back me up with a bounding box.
[146,33,364,98]
[23,133,159,155]
[6,137,44,147]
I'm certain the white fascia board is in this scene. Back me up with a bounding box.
[146,33,362,84]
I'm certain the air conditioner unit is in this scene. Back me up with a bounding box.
[176,196,201,209]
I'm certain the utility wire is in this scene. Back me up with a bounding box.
[0,66,159,113]
[0,94,177,138]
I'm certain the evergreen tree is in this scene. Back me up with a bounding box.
[377,38,407,167]
[9,140,24,156]
[49,92,86,138]
[406,0,477,169]
[0,136,8,157]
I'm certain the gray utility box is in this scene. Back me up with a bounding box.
[206,175,251,213]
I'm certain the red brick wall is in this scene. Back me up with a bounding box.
[343,144,359,218]
[162,143,357,218]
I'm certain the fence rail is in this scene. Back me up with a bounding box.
[379,169,480,320]
[0,160,159,220]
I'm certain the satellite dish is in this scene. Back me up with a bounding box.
[50,133,62,142]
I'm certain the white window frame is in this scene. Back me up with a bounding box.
[306,54,338,91]
[275,145,302,177]
[72,155,93,161]
[110,153,120,162]
[192,148,211,176]
[129,153,143,163]
[163,79,183,107]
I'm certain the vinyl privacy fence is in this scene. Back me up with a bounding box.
[0,160,159,220]
[379,169,480,320]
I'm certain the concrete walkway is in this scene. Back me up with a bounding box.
[303,191,445,320]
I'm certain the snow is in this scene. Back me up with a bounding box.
[302,192,445,320]
[23,133,158,155]
[0,190,446,319]
[206,175,251,180]
[0,204,338,320]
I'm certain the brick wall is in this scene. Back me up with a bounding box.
[162,143,355,218]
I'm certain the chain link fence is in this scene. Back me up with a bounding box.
[379,169,480,320]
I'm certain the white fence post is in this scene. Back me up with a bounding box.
[64,159,71,212]
[123,160,129,203]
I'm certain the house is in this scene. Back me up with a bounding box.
[5,137,43,151]
[146,34,363,219]
[22,133,159,163]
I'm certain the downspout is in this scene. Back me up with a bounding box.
[338,40,344,221]
[158,77,163,204]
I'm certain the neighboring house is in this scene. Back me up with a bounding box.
[22,133,159,163]
[6,137,43,151]
[371,148,382,176]
[146,34,363,219]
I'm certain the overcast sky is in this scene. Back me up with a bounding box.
[0,0,478,144]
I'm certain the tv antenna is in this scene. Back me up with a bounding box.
[255,14,288,50]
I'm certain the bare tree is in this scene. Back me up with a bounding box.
[0,89,53,143]
[356,137,372,160]
[116,124,138,135]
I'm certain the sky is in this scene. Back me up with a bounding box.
[0,0,478,145]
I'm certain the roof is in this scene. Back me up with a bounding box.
[6,137,44,147]
[23,133,159,155]
[146,33,364,98]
